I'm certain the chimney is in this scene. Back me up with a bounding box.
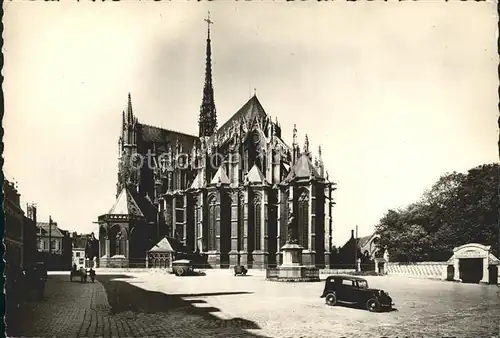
[351,229,354,238]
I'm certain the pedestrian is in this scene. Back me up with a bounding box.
[89,268,96,283]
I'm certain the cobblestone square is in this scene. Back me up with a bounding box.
[122,270,500,337]
[10,271,500,338]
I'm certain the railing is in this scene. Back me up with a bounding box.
[266,268,279,279]
[320,269,356,275]
[302,267,320,279]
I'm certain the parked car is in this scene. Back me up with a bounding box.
[233,265,248,276]
[320,275,394,312]
[172,259,193,276]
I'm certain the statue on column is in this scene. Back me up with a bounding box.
[286,212,299,244]
[116,231,123,255]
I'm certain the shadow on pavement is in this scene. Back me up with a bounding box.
[331,302,398,313]
[98,275,265,336]
[174,291,253,297]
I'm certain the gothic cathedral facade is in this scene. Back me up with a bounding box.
[97,17,336,269]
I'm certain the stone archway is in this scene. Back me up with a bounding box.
[108,224,126,257]
[447,243,499,284]
[129,226,147,265]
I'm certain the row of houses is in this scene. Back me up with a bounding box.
[4,179,96,271]
[4,180,38,272]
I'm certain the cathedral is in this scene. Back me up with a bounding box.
[97,15,336,269]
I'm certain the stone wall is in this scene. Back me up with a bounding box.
[386,262,447,278]
[319,269,356,275]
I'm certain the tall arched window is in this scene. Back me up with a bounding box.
[238,194,245,251]
[208,195,217,250]
[298,189,309,249]
[280,190,289,248]
[254,193,262,251]
[193,197,199,242]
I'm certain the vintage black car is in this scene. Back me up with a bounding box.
[172,259,194,276]
[233,265,248,276]
[320,275,394,312]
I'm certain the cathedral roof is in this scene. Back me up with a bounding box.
[246,164,268,185]
[209,95,267,144]
[138,123,198,150]
[282,152,322,184]
[210,166,230,185]
[108,187,145,217]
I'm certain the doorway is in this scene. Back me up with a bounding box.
[459,258,483,283]
[488,265,498,285]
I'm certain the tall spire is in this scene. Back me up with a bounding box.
[127,93,133,123]
[199,11,218,137]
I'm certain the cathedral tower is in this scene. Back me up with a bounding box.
[198,11,218,137]
[117,93,139,197]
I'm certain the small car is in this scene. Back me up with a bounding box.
[172,259,194,276]
[320,275,394,312]
[233,265,248,276]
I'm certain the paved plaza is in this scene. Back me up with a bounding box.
[9,270,500,337]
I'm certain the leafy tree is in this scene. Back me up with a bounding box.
[375,163,499,261]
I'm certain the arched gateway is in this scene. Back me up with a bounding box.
[446,243,499,284]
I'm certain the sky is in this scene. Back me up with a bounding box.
[3,1,498,246]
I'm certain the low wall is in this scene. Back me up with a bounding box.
[319,269,356,275]
[386,262,447,278]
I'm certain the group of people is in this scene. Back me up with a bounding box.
[71,232,99,283]
[71,263,96,283]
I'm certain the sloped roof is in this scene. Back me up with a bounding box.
[108,187,145,217]
[210,166,230,185]
[138,124,198,150]
[217,95,267,136]
[149,236,185,253]
[488,253,500,265]
[189,172,205,190]
[282,152,322,184]
[246,164,267,185]
[340,234,377,250]
[358,234,377,249]
[37,222,64,238]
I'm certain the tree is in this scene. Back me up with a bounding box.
[375,163,499,261]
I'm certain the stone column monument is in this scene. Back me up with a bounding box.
[266,212,319,282]
[281,214,303,266]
